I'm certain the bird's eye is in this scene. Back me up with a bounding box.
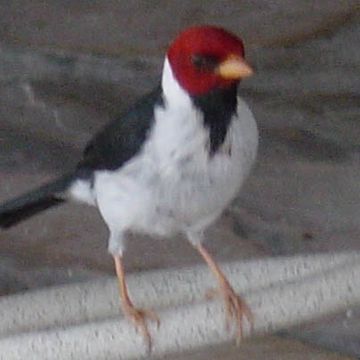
[191,54,218,71]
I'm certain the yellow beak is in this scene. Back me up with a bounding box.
[217,55,254,80]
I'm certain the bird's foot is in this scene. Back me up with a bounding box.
[122,303,160,352]
[206,281,253,343]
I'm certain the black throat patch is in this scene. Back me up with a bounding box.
[192,84,238,155]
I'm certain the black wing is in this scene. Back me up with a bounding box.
[0,87,163,229]
[77,85,163,177]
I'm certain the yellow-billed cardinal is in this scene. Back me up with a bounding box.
[0,26,258,349]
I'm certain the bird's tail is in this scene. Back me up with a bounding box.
[0,173,75,229]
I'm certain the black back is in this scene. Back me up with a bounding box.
[77,86,163,178]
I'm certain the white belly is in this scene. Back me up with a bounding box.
[91,97,258,239]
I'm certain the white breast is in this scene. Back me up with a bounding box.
[76,59,258,246]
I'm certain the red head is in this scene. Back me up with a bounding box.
[167,26,253,96]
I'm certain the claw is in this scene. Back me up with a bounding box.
[123,305,160,352]
[207,282,253,341]
[195,243,254,344]
[221,283,253,342]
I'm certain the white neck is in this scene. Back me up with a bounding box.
[161,57,192,108]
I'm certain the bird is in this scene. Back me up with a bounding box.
[0,25,258,349]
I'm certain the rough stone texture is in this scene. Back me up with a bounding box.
[0,0,359,358]
[171,337,355,360]
[1,255,359,359]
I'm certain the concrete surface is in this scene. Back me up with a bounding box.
[0,0,360,358]
[0,253,356,337]
[171,336,355,360]
[1,253,360,359]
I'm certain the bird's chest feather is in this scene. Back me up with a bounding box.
[137,105,242,230]
[93,97,257,237]
[148,104,210,178]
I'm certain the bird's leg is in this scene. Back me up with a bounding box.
[195,243,253,342]
[113,255,160,351]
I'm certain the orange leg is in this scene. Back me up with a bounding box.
[195,243,254,342]
[113,255,159,351]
